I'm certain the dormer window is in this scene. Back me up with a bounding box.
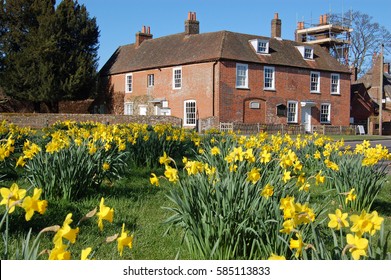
[296,46,314,60]
[250,39,269,54]
[304,47,313,59]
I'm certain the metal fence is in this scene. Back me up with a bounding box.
[219,122,357,135]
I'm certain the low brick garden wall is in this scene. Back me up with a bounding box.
[0,113,183,129]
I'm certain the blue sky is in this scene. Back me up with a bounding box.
[75,0,391,70]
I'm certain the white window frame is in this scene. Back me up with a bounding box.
[331,73,340,95]
[236,63,248,88]
[310,71,320,93]
[257,40,269,54]
[184,100,197,126]
[125,73,133,93]
[147,74,154,87]
[173,67,182,89]
[320,103,331,123]
[304,47,314,59]
[264,66,275,90]
[287,101,298,123]
[124,102,134,115]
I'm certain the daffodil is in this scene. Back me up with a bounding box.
[164,165,178,183]
[247,168,261,184]
[268,253,286,260]
[261,184,274,199]
[97,197,114,231]
[260,149,271,164]
[49,238,71,260]
[150,173,159,187]
[102,162,110,171]
[289,233,304,258]
[117,223,134,257]
[159,152,171,166]
[346,234,368,260]
[0,183,26,213]
[282,170,291,183]
[211,146,220,156]
[328,209,349,230]
[315,171,325,185]
[53,213,80,244]
[21,188,48,221]
[81,247,92,260]
[345,188,357,204]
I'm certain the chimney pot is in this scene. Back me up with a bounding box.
[274,13,279,19]
[135,26,153,47]
[185,11,199,35]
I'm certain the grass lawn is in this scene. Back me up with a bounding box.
[327,135,391,141]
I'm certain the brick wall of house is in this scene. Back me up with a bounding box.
[112,62,217,126]
[218,61,351,126]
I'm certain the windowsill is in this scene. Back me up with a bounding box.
[264,88,276,92]
[310,91,321,94]
[331,93,340,95]
[173,87,182,90]
[287,122,298,124]
[236,87,250,90]
[125,91,132,94]
[320,122,331,125]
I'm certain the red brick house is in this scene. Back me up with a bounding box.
[351,54,391,134]
[99,12,351,132]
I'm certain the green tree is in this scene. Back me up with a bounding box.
[0,0,99,112]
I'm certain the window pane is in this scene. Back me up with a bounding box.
[174,69,181,88]
[320,104,330,123]
[311,72,319,92]
[287,102,297,123]
[126,75,132,92]
[264,67,274,89]
[236,64,248,87]
[185,101,196,125]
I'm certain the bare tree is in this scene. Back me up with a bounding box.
[334,11,391,77]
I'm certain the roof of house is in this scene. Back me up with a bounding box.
[354,65,391,99]
[100,30,351,76]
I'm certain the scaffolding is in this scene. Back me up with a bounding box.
[295,13,352,65]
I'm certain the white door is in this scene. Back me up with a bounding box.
[139,105,147,115]
[301,106,312,133]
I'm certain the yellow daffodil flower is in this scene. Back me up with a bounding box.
[150,173,159,187]
[268,253,286,260]
[0,183,26,213]
[102,162,110,171]
[164,166,179,183]
[289,233,304,258]
[345,188,357,204]
[53,213,80,244]
[247,168,261,184]
[81,247,92,260]
[211,146,220,156]
[346,234,368,260]
[97,198,114,231]
[49,238,71,260]
[21,188,48,221]
[261,184,274,199]
[282,170,291,183]
[328,209,349,230]
[117,223,134,257]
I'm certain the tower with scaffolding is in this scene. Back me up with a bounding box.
[295,13,352,66]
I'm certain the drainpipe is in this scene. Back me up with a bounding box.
[212,60,218,117]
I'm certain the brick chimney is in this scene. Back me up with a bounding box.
[135,26,153,47]
[384,62,390,74]
[271,13,282,38]
[185,12,199,35]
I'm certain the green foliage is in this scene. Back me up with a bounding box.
[24,139,128,200]
[0,0,99,112]
[331,155,388,212]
